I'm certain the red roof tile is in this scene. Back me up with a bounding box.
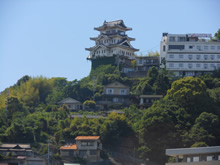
[75,136,100,140]
[60,144,77,150]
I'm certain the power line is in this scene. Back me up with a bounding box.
[137,43,160,55]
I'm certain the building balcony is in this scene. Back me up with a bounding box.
[166,59,220,62]
[166,160,220,165]
[166,67,218,71]
[167,49,220,53]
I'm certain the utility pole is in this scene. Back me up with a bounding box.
[92,76,96,101]
[48,139,50,165]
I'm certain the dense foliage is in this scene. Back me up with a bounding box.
[0,65,220,165]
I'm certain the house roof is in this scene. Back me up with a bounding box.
[0,144,31,149]
[57,97,81,104]
[140,95,163,98]
[94,20,132,31]
[60,144,77,150]
[104,81,129,89]
[75,136,100,140]
[70,114,106,119]
[166,146,220,157]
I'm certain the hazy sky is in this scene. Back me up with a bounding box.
[0,0,219,92]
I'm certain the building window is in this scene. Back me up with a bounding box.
[189,45,193,49]
[211,46,215,50]
[211,55,215,60]
[179,54,183,58]
[169,63,174,68]
[119,89,127,95]
[204,55,208,60]
[81,142,87,146]
[188,55,193,60]
[178,37,186,42]
[79,150,87,156]
[169,54,174,58]
[188,63,193,68]
[217,46,220,50]
[217,55,220,59]
[187,157,191,162]
[179,63,183,67]
[90,150,97,156]
[168,45,184,50]
[210,64,215,68]
[204,46,208,50]
[204,64,208,69]
[197,45,201,50]
[163,45,166,52]
[193,156,199,162]
[113,97,119,102]
[138,59,143,64]
[169,37,175,42]
[106,88,114,94]
[196,55,200,60]
[196,63,200,68]
[218,64,220,68]
[81,142,94,146]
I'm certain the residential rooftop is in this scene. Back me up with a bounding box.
[166,146,220,156]
[75,136,100,140]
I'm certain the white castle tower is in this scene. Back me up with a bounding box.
[86,20,139,61]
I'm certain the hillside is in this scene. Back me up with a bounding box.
[0,66,220,164]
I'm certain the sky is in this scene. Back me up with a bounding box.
[0,0,219,92]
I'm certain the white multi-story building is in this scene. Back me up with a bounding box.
[160,33,220,76]
[166,146,220,165]
[86,20,139,60]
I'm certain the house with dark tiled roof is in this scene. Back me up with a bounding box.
[0,143,33,157]
[60,136,102,162]
[96,81,130,109]
[58,97,83,111]
[0,144,46,165]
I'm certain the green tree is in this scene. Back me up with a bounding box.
[7,97,24,119]
[189,112,219,146]
[165,77,214,118]
[16,75,31,86]
[100,112,132,147]
[137,99,189,164]
[214,29,220,40]
[83,100,96,110]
